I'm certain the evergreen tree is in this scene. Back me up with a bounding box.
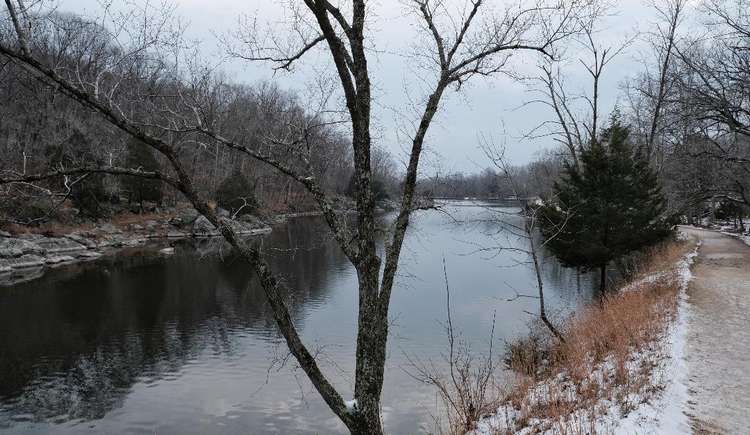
[215,169,258,216]
[539,116,672,292]
[45,130,108,219]
[122,139,163,212]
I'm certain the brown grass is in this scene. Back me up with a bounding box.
[2,211,177,237]
[495,239,694,434]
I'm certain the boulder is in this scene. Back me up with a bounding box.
[0,230,11,238]
[217,208,230,218]
[192,216,216,234]
[175,209,199,226]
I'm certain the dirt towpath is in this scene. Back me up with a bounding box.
[679,226,750,434]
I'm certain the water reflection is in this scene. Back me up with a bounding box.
[0,203,596,434]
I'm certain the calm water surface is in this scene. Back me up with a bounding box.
[0,201,595,434]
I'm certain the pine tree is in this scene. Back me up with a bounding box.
[122,138,163,212]
[539,116,672,292]
[215,169,258,216]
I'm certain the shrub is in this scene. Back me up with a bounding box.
[215,169,258,216]
[45,130,109,219]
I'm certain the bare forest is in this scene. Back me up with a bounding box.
[1,0,749,434]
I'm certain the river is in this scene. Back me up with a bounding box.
[0,201,596,434]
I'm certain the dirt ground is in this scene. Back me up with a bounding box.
[679,227,750,434]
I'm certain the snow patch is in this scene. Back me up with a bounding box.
[721,231,750,247]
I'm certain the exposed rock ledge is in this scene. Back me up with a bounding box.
[0,211,272,284]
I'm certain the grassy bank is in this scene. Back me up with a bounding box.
[469,238,696,435]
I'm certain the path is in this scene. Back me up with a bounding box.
[679,227,750,434]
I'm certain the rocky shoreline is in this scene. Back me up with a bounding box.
[0,208,275,285]
[0,197,429,286]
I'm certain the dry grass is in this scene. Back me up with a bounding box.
[110,211,175,227]
[2,210,177,237]
[493,239,695,434]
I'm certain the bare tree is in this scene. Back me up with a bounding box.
[660,0,750,210]
[481,140,565,341]
[643,0,687,158]
[621,0,687,172]
[0,1,594,433]
[524,11,630,166]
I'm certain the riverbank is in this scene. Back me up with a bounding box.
[0,194,439,286]
[0,202,364,286]
[470,236,698,434]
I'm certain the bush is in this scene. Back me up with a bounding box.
[45,130,109,219]
[215,169,258,216]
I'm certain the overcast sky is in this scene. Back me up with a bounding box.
[58,0,669,174]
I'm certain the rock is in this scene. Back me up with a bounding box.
[65,233,98,249]
[144,220,159,229]
[77,251,103,259]
[35,237,87,255]
[97,237,122,248]
[159,247,175,255]
[217,208,230,218]
[168,217,183,227]
[175,209,199,226]
[18,233,43,241]
[192,216,216,234]
[0,238,45,258]
[0,254,45,269]
[167,231,187,239]
[98,223,118,234]
[45,255,75,265]
[0,230,11,238]
[123,237,146,247]
[131,224,144,231]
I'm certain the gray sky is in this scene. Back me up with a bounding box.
[59,0,666,174]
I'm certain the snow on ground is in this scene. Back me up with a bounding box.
[613,244,698,435]
[471,243,699,435]
[720,231,750,247]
